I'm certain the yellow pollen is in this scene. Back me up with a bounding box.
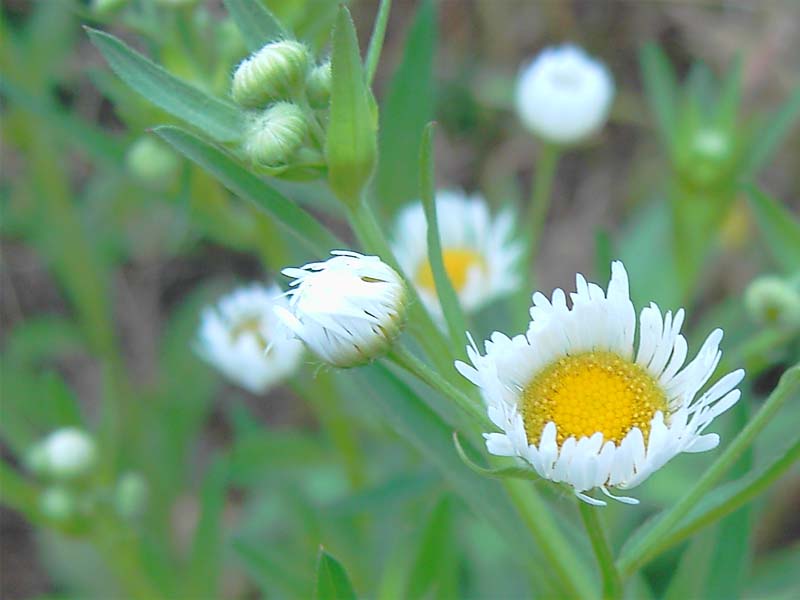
[522,351,668,447]
[230,316,269,350]
[415,248,486,293]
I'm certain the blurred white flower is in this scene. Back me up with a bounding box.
[197,284,303,394]
[392,190,523,317]
[276,251,407,368]
[32,428,97,480]
[456,261,744,506]
[515,44,614,144]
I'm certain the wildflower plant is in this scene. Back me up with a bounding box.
[1,1,799,599]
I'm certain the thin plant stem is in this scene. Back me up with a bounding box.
[365,0,392,85]
[617,364,800,577]
[526,142,561,276]
[578,501,623,600]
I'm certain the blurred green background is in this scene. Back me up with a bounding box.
[1,0,799,598]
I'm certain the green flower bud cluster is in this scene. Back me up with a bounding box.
[674,125,739,191]
[744,274,800,330]
[230,40,331,176]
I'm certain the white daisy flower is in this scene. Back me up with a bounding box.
[392,190,523,316]
[455,261,745,506]
[515,44,614,145]
[197,284,303,394]
[276,251,407,368]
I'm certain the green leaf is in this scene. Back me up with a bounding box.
[408,497,458,599]
[86,28,243,142]
[315,548,357,600]
[233,539,309,598]
[715,54,743,128]
[223,0,288,52]
[155,126,341,255]
[365,0,392,85]
[744,184,800,274]
[326,6,377,206]
[419,123,467,354]
[452,432,541,481]
[374,0,435,214]
[742,86,800,175]
[639,43,679,151]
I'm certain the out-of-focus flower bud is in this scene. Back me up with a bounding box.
[92,0,128,15]
[276,251,407,368]
[126,137,180,187]
[675,127,737,190]
[744,275,800,330]
[306,61,332,108]
[231,40,311,108]
[515,44,614,145]
[38,428,97,480]
[243,102,308,167]
[39,486,77,522]
[114,472,149,519]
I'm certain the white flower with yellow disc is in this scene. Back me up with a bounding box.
[392,190,523,316]
[456,261,744,505]
[197,284,303,394]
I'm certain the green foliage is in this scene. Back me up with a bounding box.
[223,0,287,52]
[745,185,800,275]
[314,549,358,600]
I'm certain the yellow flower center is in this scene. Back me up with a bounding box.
[415,248,486,294]
[521,351,668,447]
[230,316,269,351]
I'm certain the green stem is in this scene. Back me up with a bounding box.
[365,0,392,85]
[617,364,800,577]
[526,143,561,276]
[639,437,800,565]
[578,501,623,600]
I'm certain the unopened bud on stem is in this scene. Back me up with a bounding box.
[232,40,311,108]
[243,102,308,167]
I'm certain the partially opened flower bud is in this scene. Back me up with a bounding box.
[39,428,96,480]
[744,275,800,329]
[306,61,332,108]
[276,251,407,368]
[231,40,311,108]
[243,102,308,167]
[515,44,614,145]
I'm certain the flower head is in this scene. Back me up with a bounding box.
[744,275,800,329]
[276,251,407,368]
[242,102,309,167]
[29,428,97,480]
[392,190,523,317]
[196,284,303,394]
[515,44,614,145]
[456,261,744,505]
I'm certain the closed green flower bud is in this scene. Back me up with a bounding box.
[231,40,311,108]
[306,61,332,108]
[243,102,308,167]
[39,486,76,522]
[675,127,737,190]
[745,275,800,329]
[127,137,180,187]
[114,472,148,519]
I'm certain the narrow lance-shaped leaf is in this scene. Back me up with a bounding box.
[374,0,435,213]
[315,548,357,600]
[744,184,800,274]
[419,123,468,356]
[639,43,679,152]
[223,0,288,52]
[742,86,800,175]
[86,28,243,143]
[326,6,377,207]
[365,0,392,85]
[155,126,341,256]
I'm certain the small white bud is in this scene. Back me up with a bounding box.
[231,40,311,108]
[515,44,614,145]
[39,428,96,480]
[243,102,309,167]
[39,486,77,522]
[744,275,800,329]
[306,61,332,108]
[277,251,407,368]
